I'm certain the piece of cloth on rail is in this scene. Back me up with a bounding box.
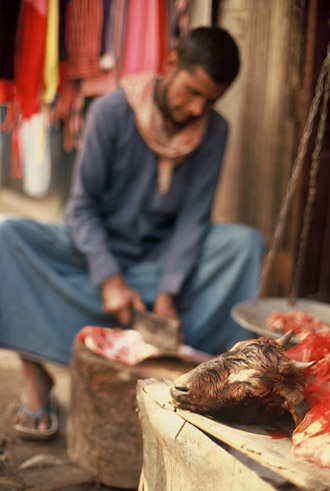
[0,218,263,365]
[65,0,103,80]
[120,0,168,78]
[15,0,48,119]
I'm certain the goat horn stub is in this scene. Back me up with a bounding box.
[292,360,317,370]
[275,330,294,348]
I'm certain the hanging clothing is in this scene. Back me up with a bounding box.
[15,0,48,119]
[43,0,59,105]
[120,0,168,77]
[21,110,52,198]
[10,122,24,179]
[0,0,22,80]
[58,0,68,62]
[65,0,103,80]
[100,0,115,70]
[168,0,190,48]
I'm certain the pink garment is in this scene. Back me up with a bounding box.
[120,0,168,77]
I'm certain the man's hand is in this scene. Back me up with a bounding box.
[102,274,146,325]
[153,292,180,321]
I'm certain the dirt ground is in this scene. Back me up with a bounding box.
[0,349,136,491]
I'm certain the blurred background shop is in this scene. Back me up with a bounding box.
[0,0,329,300]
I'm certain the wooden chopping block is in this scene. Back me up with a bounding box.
[66,340,196,490]
[137,380,330,491]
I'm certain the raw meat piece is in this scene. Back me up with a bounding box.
[77,326,161,365]
[77,326,212,365]
[266,310,330,340]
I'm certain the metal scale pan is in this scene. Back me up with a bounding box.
[231,298,330,344]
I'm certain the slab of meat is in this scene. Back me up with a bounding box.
[77,326,162,365]
[77,326,212,365]
[266,309,330,340]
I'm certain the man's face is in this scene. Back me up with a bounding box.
[160,65,228,127]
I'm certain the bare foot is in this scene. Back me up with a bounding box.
[13,357,54,431]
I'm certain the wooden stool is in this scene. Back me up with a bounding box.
[66,341,195,489]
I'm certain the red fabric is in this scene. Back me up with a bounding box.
[158,0,169,74]
[0,81,18,131]
[65,0,103,79]
[10,124,23,179]
[304,384,330,408]
[0,80,15,104]
[288,334,330,467]
[288,333,330,389]
[15,1,47,119]
[287,332,330,362]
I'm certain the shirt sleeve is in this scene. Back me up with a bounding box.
[64,95,122,285]
[158,114,229,296]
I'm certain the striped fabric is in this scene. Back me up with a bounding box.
[66,0,103,79]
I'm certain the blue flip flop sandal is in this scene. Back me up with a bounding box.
[14,393,59,440]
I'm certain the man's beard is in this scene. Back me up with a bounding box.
[158,78,197,129]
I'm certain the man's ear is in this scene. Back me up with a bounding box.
[164,51,179,75]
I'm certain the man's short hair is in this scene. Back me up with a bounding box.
[176,27,240,86]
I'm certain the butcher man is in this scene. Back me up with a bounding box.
[0,26,264,438]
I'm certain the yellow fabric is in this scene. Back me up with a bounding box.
[43,0,59,104]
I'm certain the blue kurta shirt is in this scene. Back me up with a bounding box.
[64,87,228,297]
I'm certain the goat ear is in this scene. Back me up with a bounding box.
[277,362,309,425]
[281,392,309,426]
[275,360,309,425]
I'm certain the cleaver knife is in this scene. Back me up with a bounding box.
[131,307,181,354]
[131,308,212,364]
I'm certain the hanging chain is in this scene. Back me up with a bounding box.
[290,65,330,302]
[260,41,330,294]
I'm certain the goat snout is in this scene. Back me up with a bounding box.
[173,373,191,391]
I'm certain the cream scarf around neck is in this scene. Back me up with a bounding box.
[120,73,209,194]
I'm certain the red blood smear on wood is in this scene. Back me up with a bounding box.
[266,428,292,440]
